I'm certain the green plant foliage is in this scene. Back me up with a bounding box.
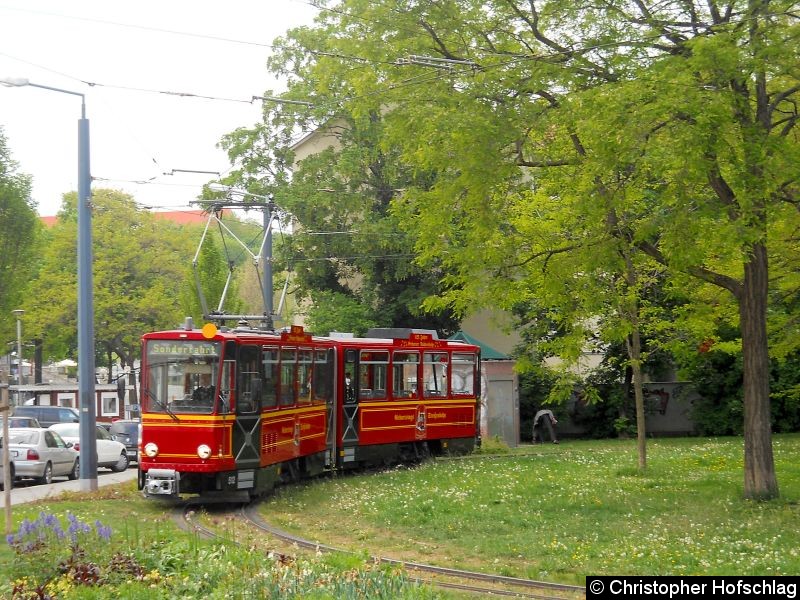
[24,190,197,371]
[0,128,39,344]
[7,511,117,597]
[244,0,800,499]
[517,367,560,441]
[179,231,243,323]
[219,42,461,334]
[1,507,438,599]
[305,289,379,336]
[265,436,800,581]
[679,348,800,436]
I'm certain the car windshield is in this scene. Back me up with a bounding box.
[144,339,221,415]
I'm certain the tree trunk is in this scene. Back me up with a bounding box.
[622,252,646,471]
[740,242,778,499]
[106,348,113,384]
[627,331,647,472]
[618,365,633,440]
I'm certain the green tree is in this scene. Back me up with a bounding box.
[305,290,379,336]
[219,64,459,334]
[25,190,197,375]
[180,232,243,324]
[252,0,799,498]
[0,128,39,347]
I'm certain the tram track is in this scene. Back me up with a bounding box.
[241,501,584,599]
[175,500,584,598]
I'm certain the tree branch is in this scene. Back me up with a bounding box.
[636,239,743,298]
[418,18,465,61]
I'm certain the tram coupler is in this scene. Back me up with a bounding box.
[143,468,180,498]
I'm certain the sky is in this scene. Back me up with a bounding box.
[0,0,319,217]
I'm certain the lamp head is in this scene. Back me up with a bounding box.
[0,77,30,87]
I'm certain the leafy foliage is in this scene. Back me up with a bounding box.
[304,290,379,336]
[0,128,39,344]
[679,348,800,436]
[24,190,198,370]
[219,58,459,334]
[240,0,800,498]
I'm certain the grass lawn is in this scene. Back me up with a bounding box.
[1,434,798,597]
[259,434,800,584]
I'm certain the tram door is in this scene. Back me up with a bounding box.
[233,344,262,469]
[341,349,359,459]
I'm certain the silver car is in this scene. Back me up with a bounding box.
[49,423,130,472]
[0,428,79,485]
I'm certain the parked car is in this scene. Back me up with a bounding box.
[48,423,130,472]
[0,428,79,485]
[109,419,139,463]
[7,416,41,428]
[12,406,80,428]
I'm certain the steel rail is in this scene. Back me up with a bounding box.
[241,502,585,598]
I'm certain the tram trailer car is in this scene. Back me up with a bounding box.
[138,321,481,501]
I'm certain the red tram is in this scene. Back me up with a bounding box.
[138,320,481,500]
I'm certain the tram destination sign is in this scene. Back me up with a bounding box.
[148,340,219,357]
[397,333,446,349]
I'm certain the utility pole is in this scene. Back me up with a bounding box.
[12,310,23,404]
[263,202,274,328]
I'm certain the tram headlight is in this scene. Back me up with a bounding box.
[144,442,159,458]
[197,444,212,459]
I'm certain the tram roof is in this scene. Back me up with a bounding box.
[145,323,478,350]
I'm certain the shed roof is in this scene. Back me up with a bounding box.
[448,331,510,360]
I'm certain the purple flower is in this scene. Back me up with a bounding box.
[95,521,112,541]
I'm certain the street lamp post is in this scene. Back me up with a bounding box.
[1,382,10,534]
[12,309,23,403]
[1,77,98,490]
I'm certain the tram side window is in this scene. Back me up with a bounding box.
[220,357,234,414]
[450,353,476,396]
[312,349,333,402]
[392,352,419,399]
[298,350,313,404]
[237,345,261,413]
[262,347,279,408]
[359,351,388,400]
[280,349,297,406]
[423,352,448,397]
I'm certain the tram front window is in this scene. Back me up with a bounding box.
[145,340,221,415]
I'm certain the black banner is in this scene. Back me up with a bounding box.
[587,576,798,600]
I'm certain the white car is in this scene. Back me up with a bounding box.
[49,423,130,472]
[0,427,79,486]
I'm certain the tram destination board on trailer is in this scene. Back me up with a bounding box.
[138,319,481,501]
